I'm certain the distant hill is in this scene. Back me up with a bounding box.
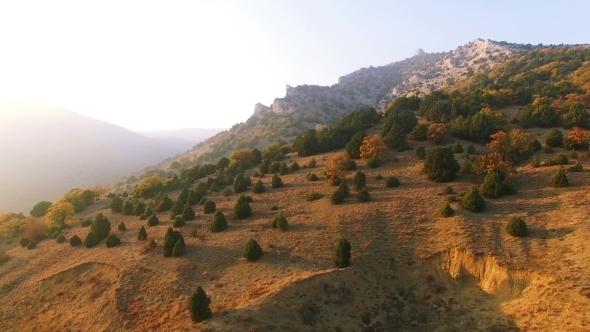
[137,128,225,152]
[0,102,189,213]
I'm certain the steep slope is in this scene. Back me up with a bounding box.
[0,102,187,213]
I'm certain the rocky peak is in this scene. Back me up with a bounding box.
[415,48,425,56]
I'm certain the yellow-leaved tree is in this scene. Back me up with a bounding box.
[229,148,255,169]
[359,134,388,161]
[45,200,75,229]
[89,185,107,200]
[325,152,351,179]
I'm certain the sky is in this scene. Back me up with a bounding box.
[0,0,588,131]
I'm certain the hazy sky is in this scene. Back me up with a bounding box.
[0,0,587,131]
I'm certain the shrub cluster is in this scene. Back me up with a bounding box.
[163,227,185,257]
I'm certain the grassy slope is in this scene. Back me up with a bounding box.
[1,121,590,331]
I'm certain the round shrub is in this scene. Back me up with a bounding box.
[199,197,208,205]
[441,203,454,217]
[356,188,371,202]
[233,195,252,220]
[243,239,263,262]
[69,235,82,247]
[182,205,195,221]
[80,219,92,227]
[385,176,400,188]
[105,233,121,248]
[461,186,486,212]
[466,144,476,154]
[271,173,284,188]
[366,158,380,168]
[118,222,126,231]
[423,147,460,182]
[137,226,147,240]
[19,237,30,247]
[56,234,66,243]
[375,174,383,180]
[353,171,367,191]
[223,188,232,197]
[443,186,454,194]
[451,142,463,153]
[233,174,248,193]
[163,227,185,257]
[210,211,227,232]
[188,286,212,323]
[481,170,505,198]
[252,179,265,194]
[289,161,300,172]
[272,214,288,231]
[334,238,351,268]
[346,160,357,171]
[306,173,318,181]
[338,180,350,198]
[173,216,185,228]
[91,214,111,240]
[568,162,583,172]
[279,162,289,175]
[331,189,345,205]
[203,200,216,214]
[506,216,528,237]
[327,175,342,186]
[147,214,160,226]
[27,241,37,250]
[306,192,323,201]
[545,128,563,147]
[551,167,569,187]
[172,239,186,257]
[530,156,541,168]
[83,231,99,248]
[554,154,569,165]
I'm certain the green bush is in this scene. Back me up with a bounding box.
[568,162,584,172]
[408,123,429,140]
[172,239,185,257]
[83,231,99,248]
[117,222,126,232]
[56,234,66,243]
[243,239,263,261]
[252,179,265,194]
[481,170,507,198]
[147,214,160,226]
[233,195,252,220]
[331,189,345,205]
[423,147,460,182]
[530,156,541,168]
[271,173,284,188]
[270,204,278,211]
[307,158,317,168]
[272,214,289,231]
[133,202,146,216]
[334,238,351,268]
[306,173,318,181]
[163,227,185,257]
[105,233,121,248]
[123,200,134,216]
[338,180,350,198]
[441,203,454,217]
[30,201,52,217]
[110,196,124,213]
[182,205,195,221]
[306,193,324,201]
[80,219,92,227]
[347,160,357,171]
[223,188,232,197]
[551,167,569,187]
[27,241,37,250]
[506,216,528,237]
[530,139,542,152]
[545,128,563,147]
[375,174,383,180]
[451,142,464,153]
[356,188,371,202]
[461,187,486,212]
[188,286,212,323]
[137,226,147,240]
[199,197,208,205]
[346,131,366,159]
[543,158,556,166]
[91,214,111,240]
[544,146,554,154]
[279,162,290,175]
[415,146,426,160]
[69,235,82,246]
[569,150,578,159]
[19,237,30,247]
[353,171,367,191]
[385,177,400,188]
[328,175,342,186]
[173,216,185,228]
[233,174,248,193]
[366,158,380,168]
[203,200,216,214]
[466,144,476,154]
[443,186,454,194]
[554,154,569,165]
[289,161,300,172]
[210,211,227,232]
[157,195,174,212]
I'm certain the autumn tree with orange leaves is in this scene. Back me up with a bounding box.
[563,127,590,150]
[326,153,351,179]
[359,134,388,161]
[487,129,535,162]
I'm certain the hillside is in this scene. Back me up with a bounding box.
[0,102,191,213]
[2,40,590,331]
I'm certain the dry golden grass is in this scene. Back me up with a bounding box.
[1,132,590,331]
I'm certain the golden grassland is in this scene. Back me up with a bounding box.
[1,128,590,331]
